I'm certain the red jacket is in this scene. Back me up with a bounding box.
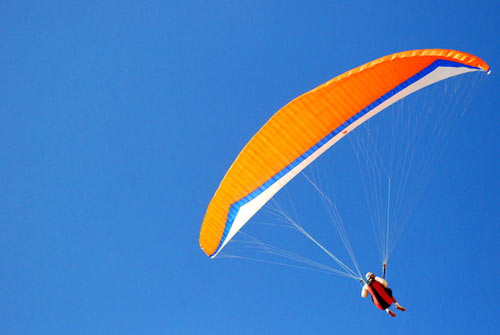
[366,277,393,310]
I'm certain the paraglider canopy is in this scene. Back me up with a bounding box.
[199,49,489,258]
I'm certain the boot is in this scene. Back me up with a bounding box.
[395,303,406,312]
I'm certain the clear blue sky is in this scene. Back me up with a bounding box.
[1,1,499,334]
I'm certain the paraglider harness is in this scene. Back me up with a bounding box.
[366,277,394,311]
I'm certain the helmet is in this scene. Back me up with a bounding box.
[365,272,374,280]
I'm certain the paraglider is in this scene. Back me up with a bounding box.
[361,272,405,317]
[199,49,489,316]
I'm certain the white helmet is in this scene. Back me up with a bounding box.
[365,272,374,280]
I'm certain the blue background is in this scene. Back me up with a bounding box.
[1,1,498,334]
